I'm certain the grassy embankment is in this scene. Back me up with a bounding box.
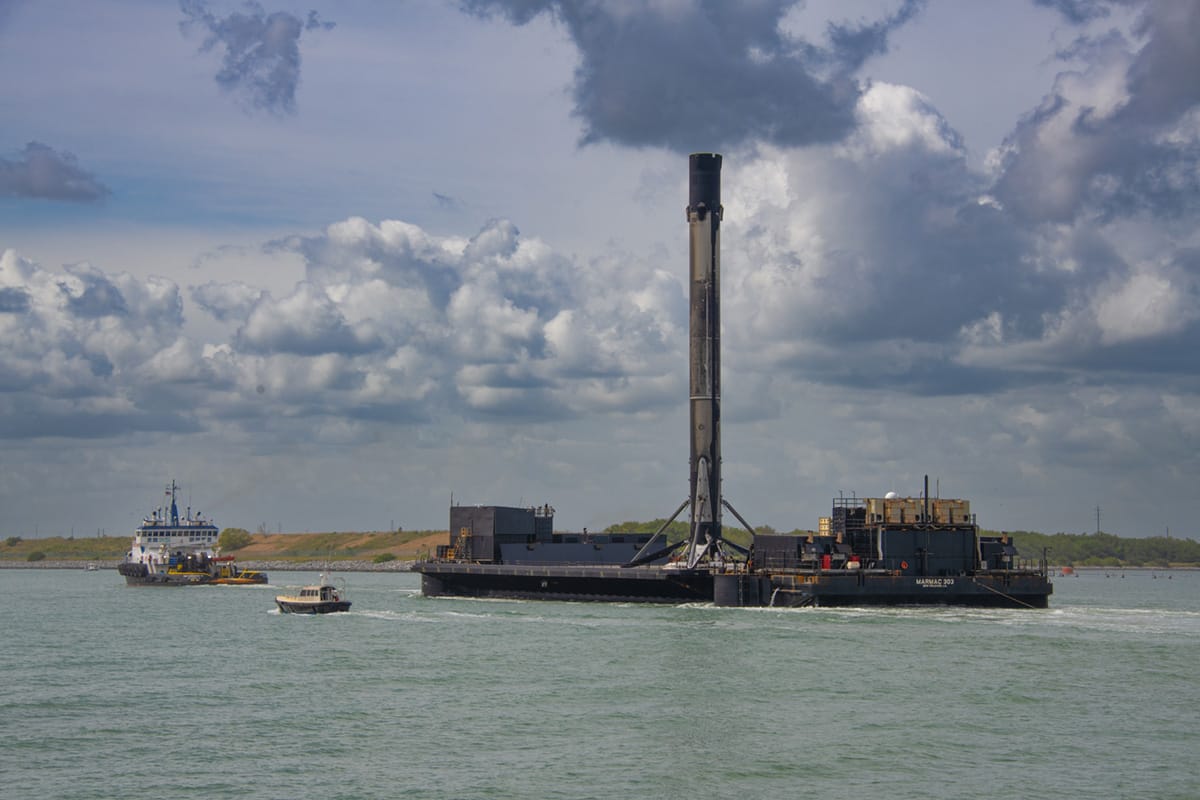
[1,529,449,563]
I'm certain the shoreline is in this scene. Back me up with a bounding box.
[0,559,417,572]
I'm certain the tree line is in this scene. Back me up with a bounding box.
[999,530,1200,567]
[602,520,1200,567]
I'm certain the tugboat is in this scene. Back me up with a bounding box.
[275,571,351,614]
[116,481,267,587]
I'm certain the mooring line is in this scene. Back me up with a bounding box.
[972,578,1037,609]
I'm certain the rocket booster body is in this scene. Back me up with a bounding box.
[686,153,723,566]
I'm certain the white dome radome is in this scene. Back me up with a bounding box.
[885,491,898,499]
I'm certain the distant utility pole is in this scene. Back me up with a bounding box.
[1096,506,1101,535]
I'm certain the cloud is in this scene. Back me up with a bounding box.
[992,1,1200,224]
[1033,0,1116,24]
[236,282,384,356]
[715,56,1200,398]
[432,192,460,210]
[179,0,335,114]
[0,141,110,202]
[270,215,684,418]
[191,279,266,322]
[0,286,30,313]
[0,203,691,441]
[461,0,924,152]
[0,249,197,436]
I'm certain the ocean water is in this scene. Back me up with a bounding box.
[2,568,1197,800]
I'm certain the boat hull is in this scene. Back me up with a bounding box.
[211,574,268,586]
[275,599,352,614]
[117,561,268,587]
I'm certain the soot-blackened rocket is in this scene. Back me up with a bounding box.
[685,153,724,568]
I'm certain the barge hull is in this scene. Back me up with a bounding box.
[714,572,1052,609]
[416,564,1051,609]
[418,563,713,604]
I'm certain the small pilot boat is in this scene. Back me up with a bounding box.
[275,572,351,614]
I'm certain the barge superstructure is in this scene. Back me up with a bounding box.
[117,481,266,586]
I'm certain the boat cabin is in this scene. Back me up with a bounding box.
[299,586,341,601]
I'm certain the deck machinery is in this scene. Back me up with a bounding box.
[414,155,1052,609]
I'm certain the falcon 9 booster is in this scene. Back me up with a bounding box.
[685,153,723,567]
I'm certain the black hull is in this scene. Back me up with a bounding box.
[418,563,713,603]
[121,574,211,586]
[415,563,1051,609]
[275,600,352,614]
[117,562,207,586]
[714,571,1052,609]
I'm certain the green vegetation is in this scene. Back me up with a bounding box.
[372,552,397,563]
[1003,530,1200,568]
[0,535,127,561]
[26,551,45,562]
[218,528,253,551]
[602,518,762,550]
[603,518,690,539]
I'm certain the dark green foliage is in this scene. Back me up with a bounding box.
[218,528,254,551]
[5,536,21,547]
[602,519,690,539]
[372,552,397,563]
[601,518,754,550]
[1002,530,1200,567]
[27,551,45,562]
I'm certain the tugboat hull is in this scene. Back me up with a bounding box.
[117,559,267,587]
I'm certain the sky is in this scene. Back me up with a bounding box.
[2,0,1199,540]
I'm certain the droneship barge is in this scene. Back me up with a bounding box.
[415,153,1051,609]
[415,484,1052,609]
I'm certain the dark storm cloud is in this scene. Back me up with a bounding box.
[0,142,110,202]
[179,1,334,114]
[820,0,927,74]
[994,0,1200,224]
[1122,0,1200,123]
[462,0,924,152]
